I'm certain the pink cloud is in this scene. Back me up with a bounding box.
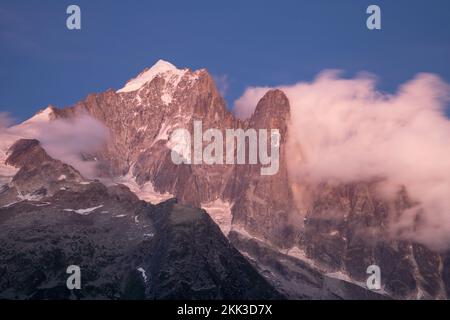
[234,71,450,249]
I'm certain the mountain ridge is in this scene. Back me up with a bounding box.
[1,59,449,299]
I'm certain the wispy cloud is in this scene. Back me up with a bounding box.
[4,113,110,178]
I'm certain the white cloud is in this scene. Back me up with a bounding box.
[234,71,450,250]
[233,86,271,119]
[4,113,109,178]
[36,115,109,178]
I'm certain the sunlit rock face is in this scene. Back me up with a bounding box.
[2,60,449,300]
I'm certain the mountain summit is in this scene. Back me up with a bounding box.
[117,59,189,94]
[1,60,449,300]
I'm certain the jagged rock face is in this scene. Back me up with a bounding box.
[228,231,388,300]
[147,200,283,299]
[301,182,450,299]
[0,125,283,299]
[0,186,282,299]
[4,60,449,300]
[0,139,85,206]
[6,139,52,168]
[229,90,297,247]
[51,63,296,247]
[54,63,236,206]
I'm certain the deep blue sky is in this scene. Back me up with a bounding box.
[1,0,450,121]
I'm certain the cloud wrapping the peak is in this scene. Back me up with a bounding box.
[35,115,110,178]
[234,86,271,120]
[234,70,450,250]
[5,114,109,178]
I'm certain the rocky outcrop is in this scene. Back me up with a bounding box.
[53,62,236,206]
[0,139,86,206]
[229,230,388,300]
[300,181,450,299]
[0,186,282,299]
[51,63,298,248]
[146,199,283,299]
[229,90,297,247]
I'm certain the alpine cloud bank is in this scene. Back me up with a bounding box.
[234,70,450,250]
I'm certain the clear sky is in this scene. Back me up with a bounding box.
[1,0,450,121]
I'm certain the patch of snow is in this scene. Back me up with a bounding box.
[416,287,425,300]
[285,246,317,268]
[113,168,173,204]
[135,94,142,104]
[137,125,148,132]
[326,271,367,288]
[58,175,66,181]
[21,107,54,125]
[114,214,127,218]
[326,271,354,282]
[64,204,103,215]
[326,271,388,295]
[117,60,186,93]
[7,106,54,139]
[137,267,148,283]
[240,250,259,264]
[1,201,20,208]
[201,199,233,235]
[230,224,266,243]
[144,233,154,238]
[17,193,43,201]
[161,93,172,105]
[151,122,176,147]
[32,201,51,207]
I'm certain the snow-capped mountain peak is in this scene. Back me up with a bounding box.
[117,59,187,93]
[21,106,55,125]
